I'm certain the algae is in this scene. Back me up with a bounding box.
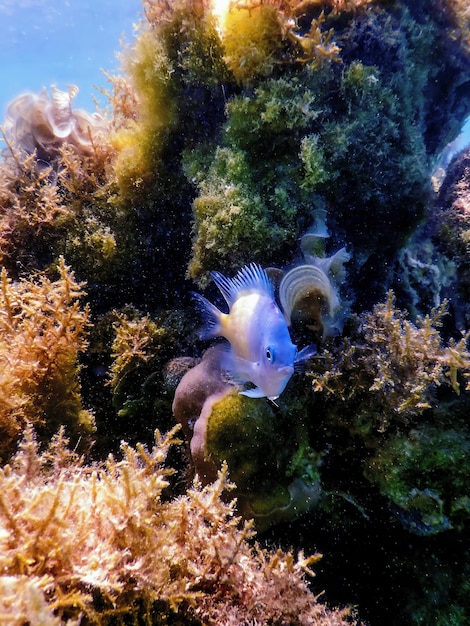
[0,0,470,623]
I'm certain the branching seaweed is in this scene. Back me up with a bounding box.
[310,292,470,431]
[362,292,470,413]
[0,258,93,460]
[0,426,354,625]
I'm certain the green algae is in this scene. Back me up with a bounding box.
[364,423,470,534]
[202,389,322,526]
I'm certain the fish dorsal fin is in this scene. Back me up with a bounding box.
[211,263,273,307]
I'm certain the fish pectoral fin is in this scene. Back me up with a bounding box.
[294,344,317,371]
[295,343,317,363]
[239,387,266,399]
[222,352,256,382]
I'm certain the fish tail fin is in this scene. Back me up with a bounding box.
[191,292,223,340]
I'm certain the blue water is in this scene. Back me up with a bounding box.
[0,1,469,157]
[0,0,138,117]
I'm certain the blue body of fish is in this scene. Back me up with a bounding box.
[193,263,299,400]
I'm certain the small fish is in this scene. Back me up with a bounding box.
[193,263,314,400]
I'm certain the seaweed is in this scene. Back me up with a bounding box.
[0,258,93,461]
[0,426,355,625]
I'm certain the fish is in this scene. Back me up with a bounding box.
[193,263,315,400]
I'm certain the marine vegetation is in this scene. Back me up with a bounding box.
[310,290,470,431]
[107,307,187,442]
[182,0,470,295]
[311,291,470,436]
[0,117,119,296]
[0,425,355,626]
[0,258,94,462]
[0,0,470,624]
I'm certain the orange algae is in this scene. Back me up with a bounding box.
[0,125,117,282]
[0,426,356,625]
[0,258,93,461]
[309,291,470,433]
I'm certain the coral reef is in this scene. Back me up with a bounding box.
[0,426,354,626]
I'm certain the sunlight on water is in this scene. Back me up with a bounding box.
[211,0,231,34]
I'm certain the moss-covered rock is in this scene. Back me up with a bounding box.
[364,422,470,535]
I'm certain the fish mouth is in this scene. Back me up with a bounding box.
[265,366,294,400]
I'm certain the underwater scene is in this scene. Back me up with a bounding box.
[1,0,470,624]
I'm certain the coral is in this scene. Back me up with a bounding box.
[0,426,354,626]
[0,258,93,461]
[284,9,342,70]
[216,0,379,84]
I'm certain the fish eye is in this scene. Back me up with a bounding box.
[265,347,274,362]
